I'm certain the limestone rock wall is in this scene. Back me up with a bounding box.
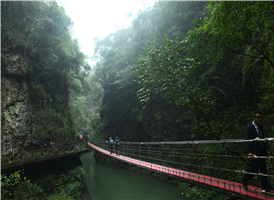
[1,49,45,159]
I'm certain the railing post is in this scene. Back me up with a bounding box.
[132,144,134,158]
[159,145,161,165]
[173,144,174,168]
[149,144,150,163]
[187,143,190,167]
[224,142,228,179]
[131,144,133,158]
[130,144,132,158]
[218,144,221,178]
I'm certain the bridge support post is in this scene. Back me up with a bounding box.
[172,144,174,168]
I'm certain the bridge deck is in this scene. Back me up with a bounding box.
[88,141,274,200]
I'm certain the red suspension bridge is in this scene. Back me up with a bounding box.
[79,134,274,200]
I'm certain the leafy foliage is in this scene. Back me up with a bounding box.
[1,167,85,200]
[92,1,208,142]
[185,1,274,136]
[1,170,30,197]
[179,182,227,200]
[136,1,274,139]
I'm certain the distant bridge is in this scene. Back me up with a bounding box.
[1,141,88,170]
[80,134,274,200]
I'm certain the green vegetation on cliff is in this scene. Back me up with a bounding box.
[1,1,89,199]
[1,1,91,143]
[92,1,274,142]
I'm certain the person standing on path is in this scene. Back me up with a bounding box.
[108,137,114,154]
[242,111,270,192]
[115,137,122,156]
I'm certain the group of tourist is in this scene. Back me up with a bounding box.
[106,137,122,156]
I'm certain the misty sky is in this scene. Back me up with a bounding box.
[60,1,156,67]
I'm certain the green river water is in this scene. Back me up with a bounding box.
[80,151,187,200]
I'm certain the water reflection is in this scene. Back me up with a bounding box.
[80,151,186,200]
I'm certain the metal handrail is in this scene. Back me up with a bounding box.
[1,141,88,169]
[96,137,274,145]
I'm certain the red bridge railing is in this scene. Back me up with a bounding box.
[79,133,274,200]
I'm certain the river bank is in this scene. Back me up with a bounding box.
[1,154,85,200]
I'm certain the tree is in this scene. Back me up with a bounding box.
[92,1,211,141]
[186,1,274,134]
[136,1,274,139]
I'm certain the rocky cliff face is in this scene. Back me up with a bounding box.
[0,46,71,159]
[1,1,84,163]
[0,47,40,159]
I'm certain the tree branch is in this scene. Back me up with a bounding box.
[189,96,220,140]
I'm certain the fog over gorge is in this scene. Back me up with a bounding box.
[1,1,274,199]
